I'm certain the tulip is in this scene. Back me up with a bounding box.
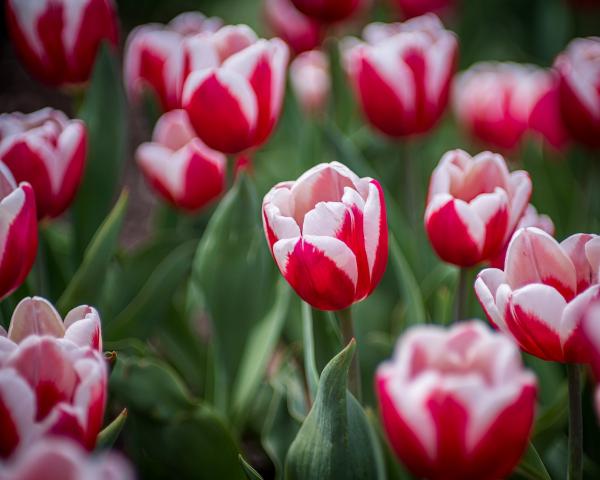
[392,0,453,19]
[554,37,600,149]
[5,0,118,87]
[424,149,531,267]
[0,108,87,219]
[0,438,133,479]
[290,50,330,115]
[264,0,322,54]
[376,321,537,480]
[475,227,600,362]
[341,14,458,138]
[136,110,226,212]
[290,0,363,23]
[124,12,223,111]
[453,62,569,151]
[182,29,289,154]
[582,302,600,418]
[0,297,106,457]
[262,161,387,310]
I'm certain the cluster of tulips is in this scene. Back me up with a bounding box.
[0,0,599,478]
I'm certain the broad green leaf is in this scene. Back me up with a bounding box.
[96,408,127,450]
[74,42,127,258]
[239,455,265,480]
[515,442,552,480]
[301,301,319,401]
[285,340,384,480]
[57,191,128,313]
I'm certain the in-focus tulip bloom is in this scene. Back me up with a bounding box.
[0,163,37,301]
[0,108,87,219]
[262,162,387,310]
[5,0,118,86]
[290,0,363,23]
[554,37,600,149]
[475,227,600,362]
[583,302,600,418]
[453,62,569,151]
[265,0,322,54]
[342,14,458,138]
[290,50,330,115]
[182,27,289,154]
[0,438,134,480]
[124,12,223,111]
[136,110,226,212]
[0,297,106,458]
[392,0,453,19]
[424,149,531,267]
[376,321,537,480]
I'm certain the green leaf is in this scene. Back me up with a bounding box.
[74,42,127,259]
[301,301,319,401]
[239,455,265,480]
[57,191,128,313]
[515,442,552,480]
[96,408,127,450]
[285,340,384,480]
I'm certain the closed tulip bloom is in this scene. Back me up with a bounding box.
[425,149,531,267]
[475,228,600,363]
[582,302,600,418]
[0,163,37,301]
[0,297,106,458]
[342,14,457,138]
[124,12,222,111]
[0,438,133,480]
[136,110,226,212]
[182,28,289,154]
[554,37,600,149]
[262,162,387,310]
[392,0,453,19]
[290,50,330,115]
[5,0,118,86]
[376,321,537,480]
[290,0,363,23]
[265,0,322,54]
[0,108,87,220]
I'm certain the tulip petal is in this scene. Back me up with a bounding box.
[561,285,600,362]
[561,233,598,293]
[8,297,65,344]
[474,268,507,330]
[506,170,532,234]
[64,306,102,351]
[363,180,388,291]
[470,189,509,259]
[0,369,36,458]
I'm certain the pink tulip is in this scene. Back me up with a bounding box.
[290,50,330,115]
[5,0,118,87]
[124,12,223,111]
[0,108,87,220]
[264,0,322,54]
[136,110,226,212]
[376,321,537,480]
[475,227,600,362]
[453,62,569,151]
[554,37,600,149]
[0,297,106,458]
[392,0,453,19]
[182,27,289,154]
[342,14,457,138]
[290,0,363,23]
[262,161,387,310]
[0,438,133,480]
[424,149,531,267]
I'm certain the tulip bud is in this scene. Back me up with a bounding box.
[290,0,363,23]
[264,0,322,54]
[392,0,453,19]
[342,14,457,138]
[424,149,531,267]
[5,0,118,86]
[262,161,388,310]
[376,321,537,480]
[554,37,600,149]
[475,228,600,363]
[0,298,107,457]
[136,110,226,212]
[290,50,330,115]
[0,108,87,220]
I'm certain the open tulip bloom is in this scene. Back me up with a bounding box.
[262,161,388,311]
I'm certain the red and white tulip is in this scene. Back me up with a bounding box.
[475,227,600,362]
[264,0,322,55]
[376,321,537,480]
[136,110,226,212]
[0,108,87,220]
[583,302,600,418]
[554,37,600,149]
[424,149,531,267]
[5,0,118,86]
[290,0,363,23]
[262,162,387,311]
[290,50,330,115]
[0,297,106,458]
[342,14,458,138]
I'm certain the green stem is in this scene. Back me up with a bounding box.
[403,142,417,228]
[454,267,469,322]
[337,307,361,401]
[301,302,319,403]
[567,363,583,480]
